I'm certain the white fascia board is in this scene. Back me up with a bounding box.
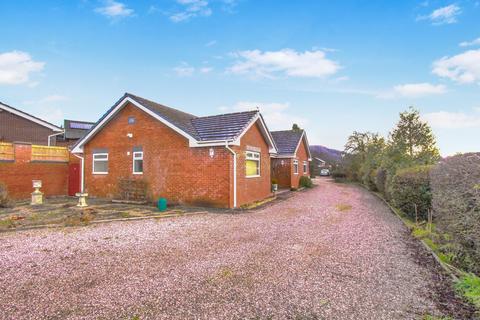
[271,154,295,159]
[0,103,63,132]
[72,96,199,153]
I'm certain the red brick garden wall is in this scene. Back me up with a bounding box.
[83,103,233,208]
[0,143,69,199]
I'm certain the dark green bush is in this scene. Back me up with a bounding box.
[430,153,480,274]
[299,176,313,188]
[0,182,12,208]
[390,165,432,220]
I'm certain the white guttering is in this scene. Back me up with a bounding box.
[47,131,65,146]
[225,141,237,208]
[72,153,85,193]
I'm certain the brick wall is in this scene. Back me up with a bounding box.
[233,122,273,207]
[83,103,232,208]
[0,143,69,199]
[291,139,310,188]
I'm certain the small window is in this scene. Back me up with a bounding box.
[128,116,136,124]
[245,151,260,177]
[293,160,299,175]
[133,151,143,174]
[93,153,108,174]
[303,161,308,174]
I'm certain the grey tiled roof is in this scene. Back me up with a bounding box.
[271,130,304,155]
[127,93,259,141]
[192,111,258,141]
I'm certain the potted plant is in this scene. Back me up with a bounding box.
[271,178,278,192]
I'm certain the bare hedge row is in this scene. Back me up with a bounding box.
[430,153,480,275]
[377,153,479,274]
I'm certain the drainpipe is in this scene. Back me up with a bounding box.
[72,153,85,193]
[48,131,65,146]
[225,142,237,208]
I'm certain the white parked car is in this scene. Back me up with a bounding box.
[320,169,330,176]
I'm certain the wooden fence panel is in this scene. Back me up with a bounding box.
[0,142,14,161]
[31,145,69,162]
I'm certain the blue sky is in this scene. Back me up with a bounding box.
[0,0,479,155]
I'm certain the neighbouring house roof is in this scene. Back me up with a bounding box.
[314,157,326,163]
[271,129,312,159]
[63,119,95,139]
[0,101,63,132]
[72,93,277,153]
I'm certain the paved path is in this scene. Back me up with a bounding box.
[0,179,467,319]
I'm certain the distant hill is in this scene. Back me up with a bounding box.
[309,145,343,164]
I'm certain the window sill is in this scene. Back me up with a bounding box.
[93,172,108,175]
[133,172,143,175]
[246,175,261,178]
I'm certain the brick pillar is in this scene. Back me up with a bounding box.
[13,143,32,164]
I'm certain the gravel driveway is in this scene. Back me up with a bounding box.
[0,179,473,319]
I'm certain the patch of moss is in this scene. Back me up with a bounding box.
[455,273,480,309]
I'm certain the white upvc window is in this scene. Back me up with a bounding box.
[303,161,308,174]
[293,159,299,175]
[133,151,143,174]
[93,153,108,174]
[245,151,261,177]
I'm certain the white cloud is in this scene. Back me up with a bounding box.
[459,37,480,47]
[0,51,45,85]
[199,67,213,74]
[432,49,480,84]
[219,101,308,131]
[170,0,212,22]
[423,109,480,128]
[205,40,217,47]
[36,106,65,126]
[173,62,195,77]
[228,49,340,79]
[24,94,69,105]
[95,0,134,19]
[417,4,461,25]
[393,82,447,97]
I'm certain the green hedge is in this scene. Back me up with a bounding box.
[390,165,433,221]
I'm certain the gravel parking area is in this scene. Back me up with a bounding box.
[0,179,474,319]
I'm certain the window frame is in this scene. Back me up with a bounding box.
[92,153,109,175]
[293,159,299,175]
[245,151,261,178]
[133,151,144,175]
[303,161,308,174]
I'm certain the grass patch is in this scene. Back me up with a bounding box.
[335,204,352,212]
[422,315,453,320]
[0,218,15,229]
[455,273,480,309]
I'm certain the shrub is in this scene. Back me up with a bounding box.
[430,153,480,274]
[271,178,278,185]
[331,170,347,182]
[0,182,12,208]
[362,169,377,191]
[299,176,313,188]
[375,168,387,195]
[389,165,432,220]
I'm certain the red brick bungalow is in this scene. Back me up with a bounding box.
[271,130,312,189]
[72,93,278,208]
